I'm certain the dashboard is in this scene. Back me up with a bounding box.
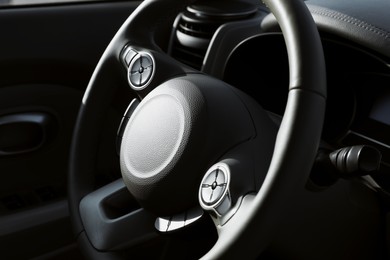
[165,0,390,193]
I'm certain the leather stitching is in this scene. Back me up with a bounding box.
[309,6,390,40]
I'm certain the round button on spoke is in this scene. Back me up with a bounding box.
[128,52,155,90]
[199,163,231,216]
[200,169,227,205]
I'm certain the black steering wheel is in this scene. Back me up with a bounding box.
[68,0,326,259]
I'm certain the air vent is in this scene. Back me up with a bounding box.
[178,19,220,40]
[171,14,222,70]
[170,1,258,70]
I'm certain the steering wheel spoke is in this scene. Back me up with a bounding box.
[79,179,157,251]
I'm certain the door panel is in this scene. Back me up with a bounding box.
[0,1,141,259]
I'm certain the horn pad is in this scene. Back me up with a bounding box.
[120,74,256,216]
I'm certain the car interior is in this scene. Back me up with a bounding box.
[0,0,389,259]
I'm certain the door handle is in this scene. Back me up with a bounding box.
[0,112,53,156]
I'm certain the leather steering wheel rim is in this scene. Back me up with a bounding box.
[68,0,326,259]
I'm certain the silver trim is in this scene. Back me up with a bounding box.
[199,162,231,216]
[154,207,203,232]
[127,51,155,91]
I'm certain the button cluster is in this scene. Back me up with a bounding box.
[121,46,155,90]
[199,163,231,216]
[129,54,154,88]
[200,168,227,206]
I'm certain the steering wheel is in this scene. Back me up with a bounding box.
[68,0,326,259]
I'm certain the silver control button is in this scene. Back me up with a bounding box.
[199,163,231,216]
[128,52,155,90]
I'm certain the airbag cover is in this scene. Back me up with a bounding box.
[120,74,255,216]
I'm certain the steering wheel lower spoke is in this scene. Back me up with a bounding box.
[79,179,157,251]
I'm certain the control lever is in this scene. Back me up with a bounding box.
[311,145,382,187]
[329,145,382,177]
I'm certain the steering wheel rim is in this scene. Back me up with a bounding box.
[68,0,326,259]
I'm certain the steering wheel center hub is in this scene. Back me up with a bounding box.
[120,78,209,215]
[119,74,259,216]
[121,94,186,178]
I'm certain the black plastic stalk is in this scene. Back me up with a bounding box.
[329,145,382,177]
